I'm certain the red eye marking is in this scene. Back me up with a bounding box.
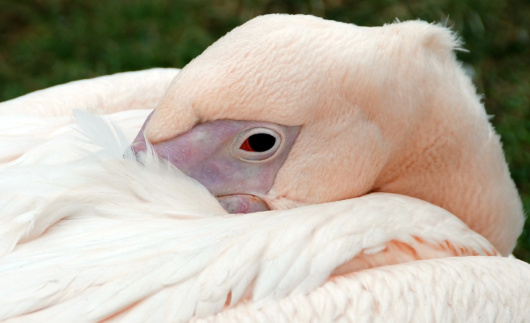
[240,138,254,152]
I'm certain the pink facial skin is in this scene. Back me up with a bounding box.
[131,113,300,214]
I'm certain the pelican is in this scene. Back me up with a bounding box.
[0,14,529,322]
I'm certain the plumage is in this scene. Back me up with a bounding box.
[0,15,529,322]
[139,15,523,256]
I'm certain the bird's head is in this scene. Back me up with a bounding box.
[132,14,523,255]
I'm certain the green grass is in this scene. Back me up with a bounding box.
[1,0,528,262]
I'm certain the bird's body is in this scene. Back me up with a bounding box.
[1,15,529,322]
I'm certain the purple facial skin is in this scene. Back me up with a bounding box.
[131,113,300,214]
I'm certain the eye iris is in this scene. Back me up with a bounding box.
[240,133,276,152]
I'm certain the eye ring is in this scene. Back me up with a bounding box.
[232,127,282,161]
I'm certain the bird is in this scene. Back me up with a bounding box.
[0,14,529,322]
[133,14,523,256]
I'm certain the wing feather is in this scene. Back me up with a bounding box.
[1,74,528,322]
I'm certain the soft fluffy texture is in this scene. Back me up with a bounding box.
[0,68,529,323]
[146,15,523,256]
[1,88,529,321]
[0,16,529,322]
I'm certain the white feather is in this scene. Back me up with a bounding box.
[0,116,505,321]
[1,69,529,323]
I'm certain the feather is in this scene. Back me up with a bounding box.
[0,36,529,323]
[0,115,506,321]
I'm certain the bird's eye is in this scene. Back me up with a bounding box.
[233,127,282,161]
[240,133,276,152]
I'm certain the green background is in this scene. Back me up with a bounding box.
[1,0,528,262]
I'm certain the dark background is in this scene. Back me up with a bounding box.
[1,0,528,262]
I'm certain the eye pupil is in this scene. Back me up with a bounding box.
[240,133,276,152]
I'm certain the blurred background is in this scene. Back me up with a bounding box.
[0,0,528,262]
